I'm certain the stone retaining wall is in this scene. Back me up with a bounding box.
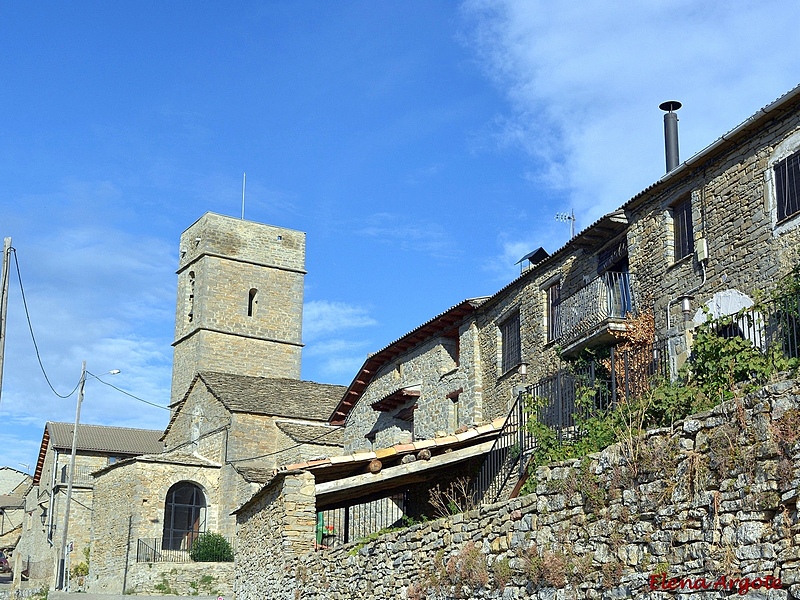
[125,561,234,596]
[236,379,800,599]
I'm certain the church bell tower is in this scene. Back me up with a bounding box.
[170,212,305,406]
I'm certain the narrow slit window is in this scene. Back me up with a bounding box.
[500,312,521,373]
[672,197,694,261]
[187,271,195,323]
[247,288,258,317]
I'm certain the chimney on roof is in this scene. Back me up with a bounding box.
[659,100,682,173]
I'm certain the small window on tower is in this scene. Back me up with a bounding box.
[248,288,258,317]
[187,272,195,323]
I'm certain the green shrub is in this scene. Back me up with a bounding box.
[189,533,234,562]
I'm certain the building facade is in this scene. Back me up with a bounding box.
[14,423,162,588]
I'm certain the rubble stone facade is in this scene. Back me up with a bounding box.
[171,212,306,405]
[235,380,800,600]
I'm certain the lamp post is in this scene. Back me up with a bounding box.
[56,362,119,590]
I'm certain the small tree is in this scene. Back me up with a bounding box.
[189,533,234,562]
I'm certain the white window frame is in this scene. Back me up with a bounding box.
[768,129,800,236]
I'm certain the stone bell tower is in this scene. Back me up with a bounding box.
[170,212,305,406]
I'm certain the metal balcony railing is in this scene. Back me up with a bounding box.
[554,271,635,345]
[57,465,95,487]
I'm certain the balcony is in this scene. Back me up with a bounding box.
[56,465,96,488]
[553,271,635,354]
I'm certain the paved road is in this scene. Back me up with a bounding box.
[0,581,223,600]
[50,593,222,600]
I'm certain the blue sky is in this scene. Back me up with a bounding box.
[2,0,800,474]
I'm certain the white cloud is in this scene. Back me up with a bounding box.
[303,300,377,341]
[462,0,800,224]
[357,213,460,261]
[1,223,174,451]
[302,303,377,383]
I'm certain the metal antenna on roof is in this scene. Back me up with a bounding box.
[241,172,246,220]
[555,209,576,239]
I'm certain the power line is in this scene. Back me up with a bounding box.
[227,425,342,464]
[10,247,169,411]
[12,248,82,399]
[87,372,170,411]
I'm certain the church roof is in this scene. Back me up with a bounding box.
[198,372,347,421]
[274,421,344,447]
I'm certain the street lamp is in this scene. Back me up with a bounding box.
[56,362,119,590]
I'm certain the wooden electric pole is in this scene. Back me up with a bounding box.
[0,237,11,409]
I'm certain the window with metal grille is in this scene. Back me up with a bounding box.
[547,283,560,342]
[500,312,521,373]
[672,197,694,261]
[775,150,800,222]
[162,482,206,551]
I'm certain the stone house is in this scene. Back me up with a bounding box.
[0,466,31,552]
[233,83,800,565]
[84,213,346,595]
[13,422,163,588]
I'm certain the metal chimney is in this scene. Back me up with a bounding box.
[659,100,682,173]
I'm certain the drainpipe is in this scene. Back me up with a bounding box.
[47,449,57,545]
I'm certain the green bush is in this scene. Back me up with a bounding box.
[189,533,233,562]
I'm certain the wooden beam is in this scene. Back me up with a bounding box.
[315,440,494,500]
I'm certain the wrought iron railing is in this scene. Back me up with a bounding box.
[316,493,407,549]
[474,341,668,505]
[472,389,535,505]
[57,465,95,487]
[136,535,234,563]
[555,271,635,345]
[701,293,800,360]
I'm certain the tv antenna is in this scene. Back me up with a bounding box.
[241,172,246,220]
[555,209,576,239]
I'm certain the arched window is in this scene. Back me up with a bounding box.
[162,482,206,550]
[247,288,258,317]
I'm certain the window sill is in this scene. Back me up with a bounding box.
[667,254,692,270]
[775,210,800,233]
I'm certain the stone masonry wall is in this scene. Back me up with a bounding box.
[89,460,221,593]
[474,255,575,423]
[125,560,235,596]
[164,383,230,456]
[628,105,800,338]
[344,333,472,453]
[171,212,305,404]
[235,471,316,600]
[236,379,800,600]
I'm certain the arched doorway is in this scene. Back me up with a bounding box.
[162,482,206,551]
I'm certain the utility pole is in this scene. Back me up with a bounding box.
[57,361,86,590]
[0,237,11,409]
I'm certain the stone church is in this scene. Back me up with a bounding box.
[87,213,345,594]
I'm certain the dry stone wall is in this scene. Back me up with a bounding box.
[235,379,800,600]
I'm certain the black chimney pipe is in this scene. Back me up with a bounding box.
[659,100,682,173]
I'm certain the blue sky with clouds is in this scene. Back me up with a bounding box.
[2,0,800,473]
